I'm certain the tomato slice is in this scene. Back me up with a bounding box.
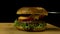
[39,15,45,19]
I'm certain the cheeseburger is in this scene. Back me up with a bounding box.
[14,7,48,32]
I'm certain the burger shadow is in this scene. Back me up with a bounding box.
[24,28,60,32]
[45,28,60,31]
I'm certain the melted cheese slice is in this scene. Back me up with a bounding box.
[18,17,28,19]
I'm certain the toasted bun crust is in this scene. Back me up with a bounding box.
[16,7,48,16]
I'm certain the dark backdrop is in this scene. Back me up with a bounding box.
[0,0,60,27]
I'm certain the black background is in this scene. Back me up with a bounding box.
[0,0,60,27]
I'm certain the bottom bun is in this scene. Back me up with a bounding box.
[16,26,46,32]
[16,26,24,31]
[33,28,46,32]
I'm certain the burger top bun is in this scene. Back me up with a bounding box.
[16,7,48,16]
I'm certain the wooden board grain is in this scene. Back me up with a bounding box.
[0,23,60,34]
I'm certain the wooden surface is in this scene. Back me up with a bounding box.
[0,23,60,34]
